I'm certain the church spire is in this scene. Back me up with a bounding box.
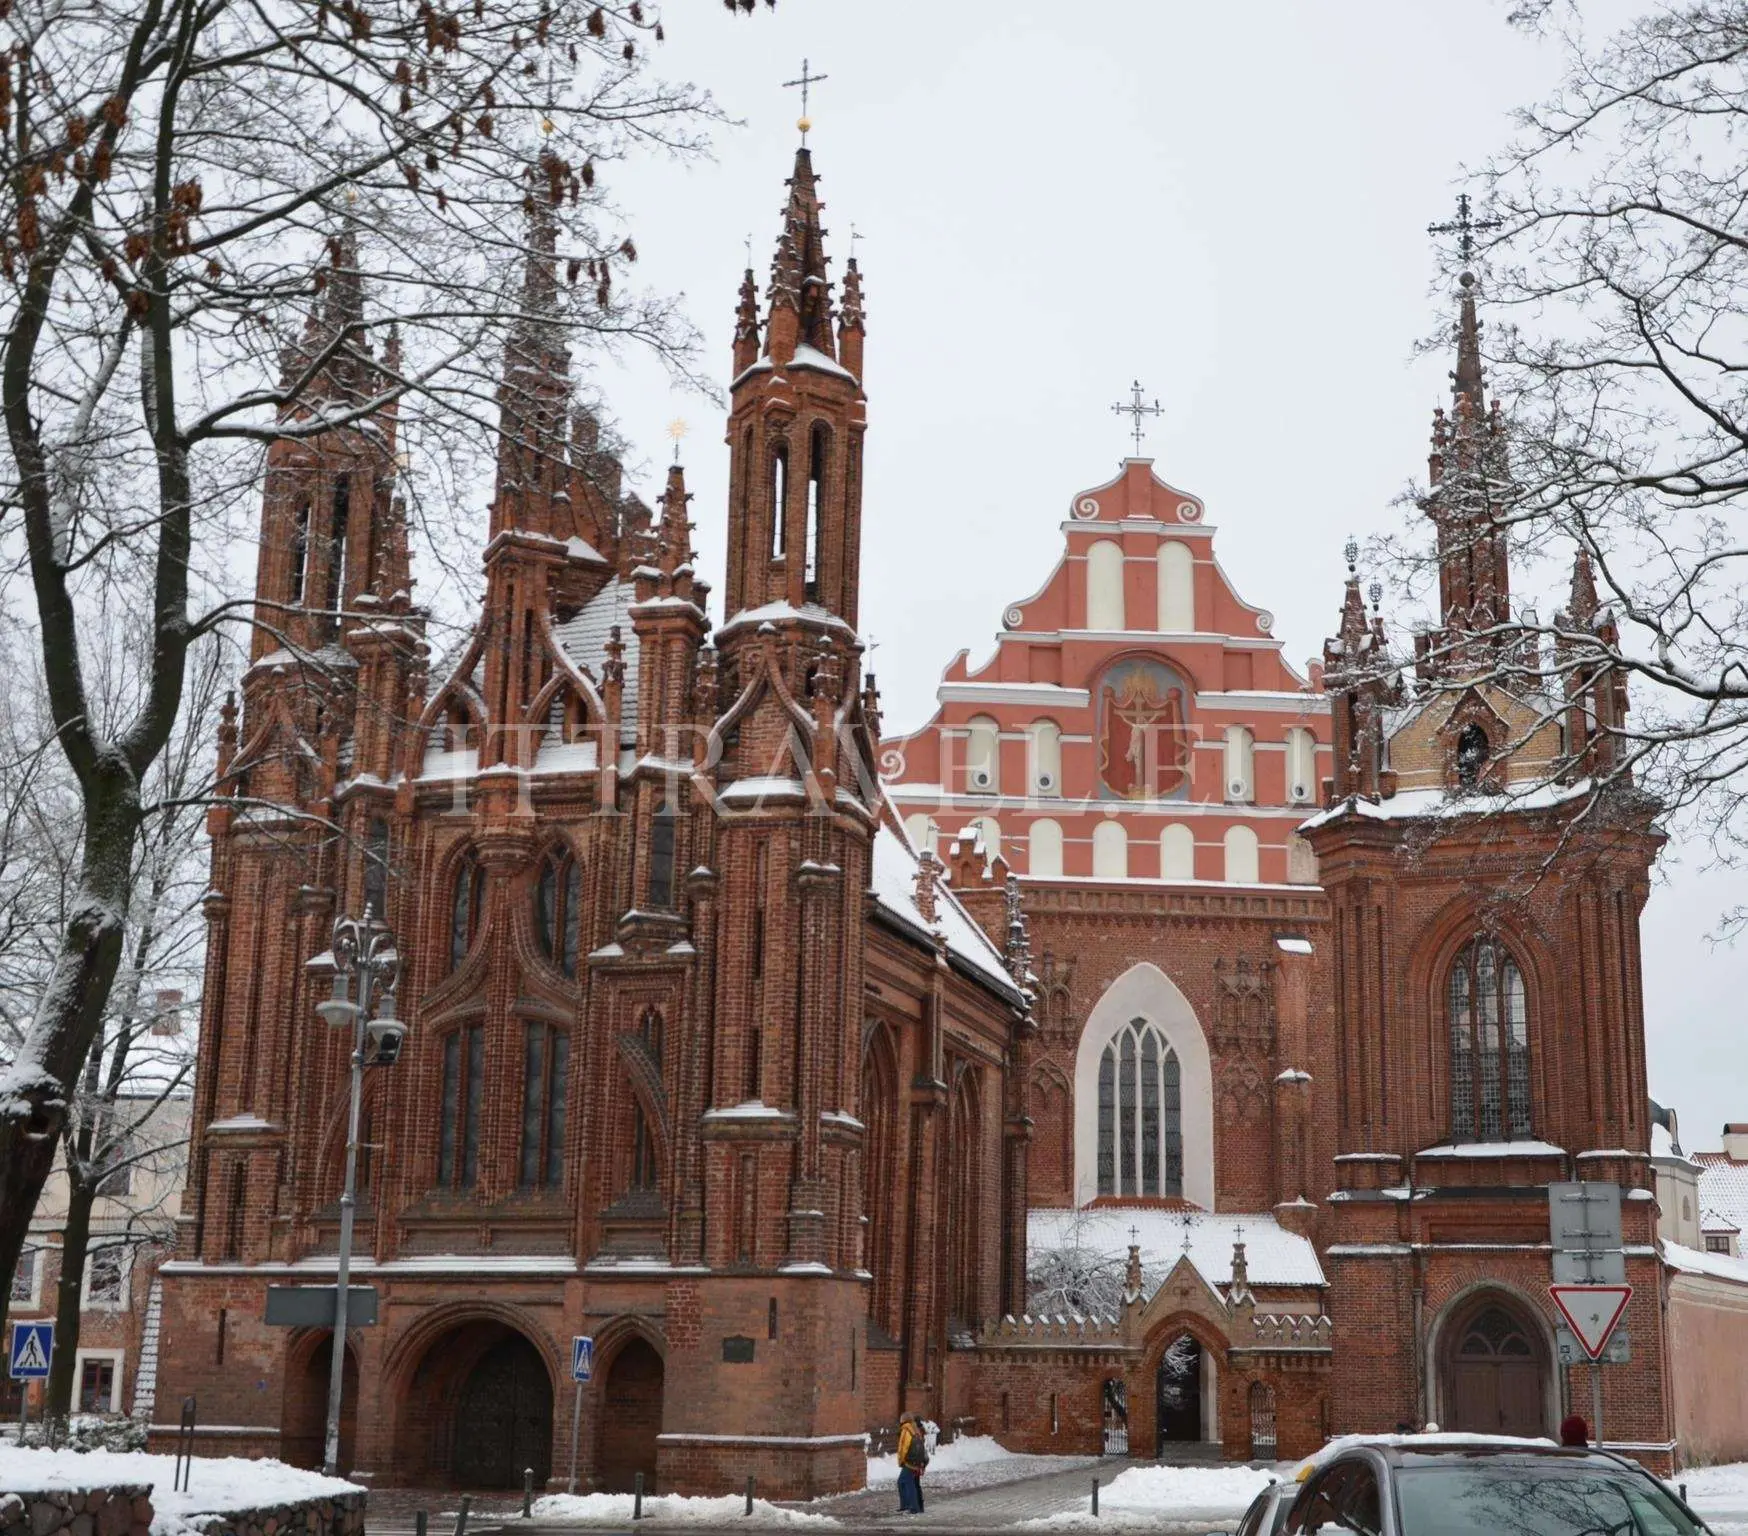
[764,147,835,364]
[1452,271,1485,413]
[733,265,761,375]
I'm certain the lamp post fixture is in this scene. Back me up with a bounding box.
[312,906,403,1479]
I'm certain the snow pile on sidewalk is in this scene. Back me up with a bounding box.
[1024,1463,1281,1526]
[865,1433,1020,1489]
[0,1447,359,1536]
[531,1492,836,1526]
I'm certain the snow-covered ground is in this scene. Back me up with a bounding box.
[531,1492,836,1526]
[1023,1463,1285,1527]
[864,1434,1095,1492]
[0,1448,359,1536]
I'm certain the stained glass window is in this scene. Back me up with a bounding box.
[1449,938,1531,1142]
[1097,1021,1184,1199]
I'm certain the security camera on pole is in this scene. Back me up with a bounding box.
[309,906,403,1478]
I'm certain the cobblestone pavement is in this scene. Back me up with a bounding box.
[368,1486,528,1535]
[802,1458,1136,1529]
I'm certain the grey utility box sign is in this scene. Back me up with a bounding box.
[1548,1182,1625,1285]
[264,1285,380,1328]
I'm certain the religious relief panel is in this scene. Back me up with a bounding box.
[1097,658,1193,801]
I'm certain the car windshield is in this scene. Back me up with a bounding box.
[1393,1465,1704,1536]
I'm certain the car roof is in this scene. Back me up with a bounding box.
[1333,1440,1636,1471]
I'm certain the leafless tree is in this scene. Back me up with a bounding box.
[0,0,748,1311]
[1379,3,1748,892]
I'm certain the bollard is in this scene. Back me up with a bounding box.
[523,1468,534,1518]
[415,1513,427,1536]
[633,1472,645,1522]
[1091,1477,1099,1518]
[745,1475,754,1516]
[1680,1483,1688,1503]
[454,1494,472,1536]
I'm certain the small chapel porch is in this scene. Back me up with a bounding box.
[959,1212,1333,1462]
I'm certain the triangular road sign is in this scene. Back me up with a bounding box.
[1549,1284,1632,1360]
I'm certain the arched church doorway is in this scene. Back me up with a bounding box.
[1442,1296,1548,1439]
[1155,1335,1202,1452]
[280,1334,357,1473]
[452,1334,554,1488]
[391,1317,555,1488]
[598,1337,664,1493]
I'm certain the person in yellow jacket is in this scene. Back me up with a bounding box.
[895,1413,928,1514]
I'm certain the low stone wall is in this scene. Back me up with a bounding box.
[184,1492,367,1536]
[0,1485,365,1536]
[0,1485,153,1536]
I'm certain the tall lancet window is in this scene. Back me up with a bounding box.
[805,423,829,601]
[1096,1018,1183,1198]
[289,500,312,606]
[323,475,351,626]
[1448,936,1531,1142]
[769,442,789,560]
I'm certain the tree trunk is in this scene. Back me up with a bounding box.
[45,1175,96,1422]
[0,774,139,1338]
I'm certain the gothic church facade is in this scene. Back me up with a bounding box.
[153,141,1748,1489]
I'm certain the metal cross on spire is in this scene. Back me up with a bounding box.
[1427,193,1502,269]
[783,58,828,142]
[1112,379,1163,457]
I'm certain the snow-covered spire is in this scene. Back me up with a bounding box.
[837,256,865,379]
[733,266,761,375]
[1452,270,1485,413]
[763,146,835,364]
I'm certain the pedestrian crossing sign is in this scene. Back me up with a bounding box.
[9,1320,53,1379]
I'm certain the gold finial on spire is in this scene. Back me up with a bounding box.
[782,57,828,143]
[667,417,688,463]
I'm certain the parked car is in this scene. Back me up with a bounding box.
[1281,1437,1711,1535]
[1234,1477,1295,1536]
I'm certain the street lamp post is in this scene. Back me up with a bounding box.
[312,907,403,1480]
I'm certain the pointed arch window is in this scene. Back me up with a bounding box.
[769,441,789,560]
[1448,936,1531,1142]
[805,422,829,601]
[289,499,312,606]
[648,798,678,911]
[1456,722,1490,789]
[449,850,486,973]
[323,474,351,628]
[1097,1019,1182,1198]
[630,1008,663,1191]
[535,847,582,977]
[437,1022,484,1189]
[520,1021,570,1188]
[362,816,391,919]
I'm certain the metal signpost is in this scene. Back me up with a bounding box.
[567,1336,593,1494]
[1547,1181,1629,1446]
[9,1320,53,1437]
[1550,1282,1632,1449]
[1548,1182,1625,1285]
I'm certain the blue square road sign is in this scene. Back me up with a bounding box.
[572,1335,593,1382]
[9,1320,53,1380]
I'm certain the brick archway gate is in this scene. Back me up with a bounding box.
[597,1336,664,1493]
[387,1312,559,1488]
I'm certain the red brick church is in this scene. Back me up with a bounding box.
[154,142,1748,1489]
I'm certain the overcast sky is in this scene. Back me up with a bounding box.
[573,0,1739,1151]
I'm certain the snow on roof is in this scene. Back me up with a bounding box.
[1700,1208,1740,1234]
[1415,1139,1566,1159]
[1651,1121,1697,1166]
[554,577,640,731]
[716,599,857,641]
[1694,1151,1748,1241]
[1663,1237,1748,1285]
[868,821,1017,998]
[1028,1206,1326,1291]
[787,342,858,382]
[1300,779,1599,832]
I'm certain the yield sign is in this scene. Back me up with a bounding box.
[1549,1284,1632,1360]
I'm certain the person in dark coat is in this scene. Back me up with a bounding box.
[895,1414,928,1514]
[1560,1414,1591,1447]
